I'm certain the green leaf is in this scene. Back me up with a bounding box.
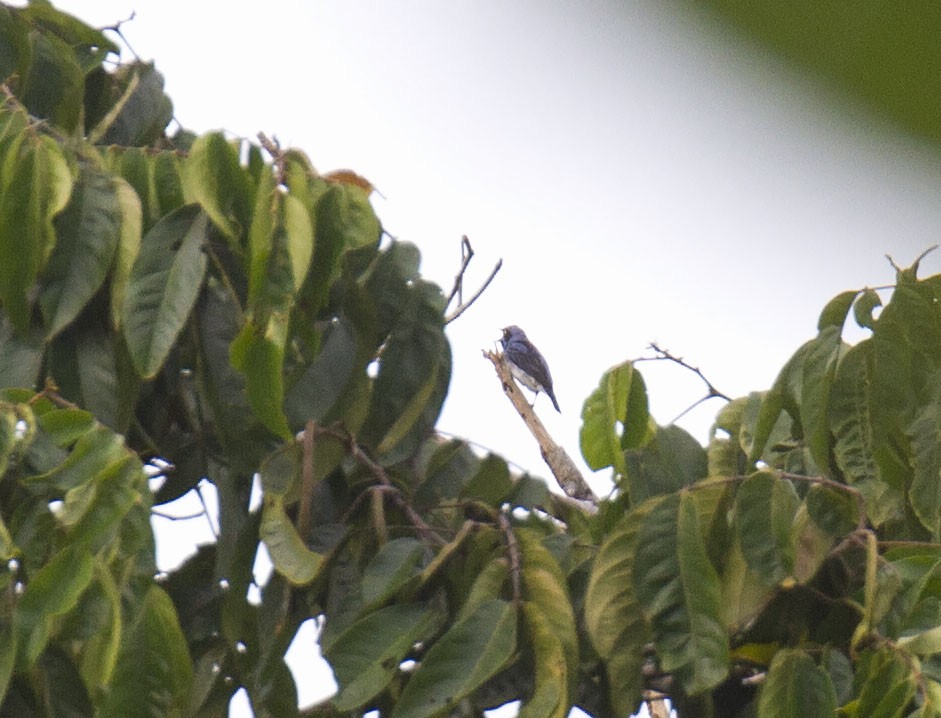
[799,326,841,474]
[27,423,126,491]
[40,168,123,338]
[98,585,193,717]
[519,603,567,718]
[79,565,122,694]
[898,624,941,655]
[517,528,578,703]
[28,424,127,491]
[182,132,252,244]
[693,2,941,146]
[284,314,362,430]
[625,424,708,503]
[735,471,799,584]
[63,455,143,552]
[632,492,729,694]
[303,183,381,314]
[109,177,143,330]
[258,442,301,496]
[456,557,509,623]
[830,342,879,484]
[0,624,12,705]
[508,473,551,510]
[0,313,43,389]
[460,454,512,506]
[122,204,209,378]
[390,598,517,718]
[806,483,858,536]
[756,648,837,716]
[151,150,184,219]
[93,62,173,147]
[74,326,135,432]
[246,168,279,310]
[20,29,84,132]
[0,134,72,332]
[361,537,424,608]
[230,312,291,438]
[15,4,115,70]
[326,603,442,712]
[0,516,16,563]
[907,373,941,539]
[852,647,917,718]
[580,361,653,475]
[0,401,18,478]
[854,288,883,330]
[585,501,655,659]
[260,495,323,585]
[15,544,94,668]
[363,279,450,459]
[818,289,858,331]
[194,283,252,443]
[283,194,314,293]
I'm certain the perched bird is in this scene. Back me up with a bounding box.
[500,325,560,413]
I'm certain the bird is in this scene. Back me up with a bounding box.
[499,325,560,413]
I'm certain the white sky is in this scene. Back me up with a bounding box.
[37,1,941,715]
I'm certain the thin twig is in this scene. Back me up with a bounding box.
[780,471,868,531]
[444,235,502,325]
[634,342,731,423]
[447,236,473,306]
[297,420,316,540]
[641,343,732,402]
[886,245,938,275]
[30,378,81,410]
[257,132,287,186]
[102,12,140,61]
[195,481,220,539]
[151,508,209,521]
[317,425,446,546]
[686,471,868,531]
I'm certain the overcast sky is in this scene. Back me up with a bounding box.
[37,1,941,714]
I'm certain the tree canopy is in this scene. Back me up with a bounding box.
[3,3,941,717]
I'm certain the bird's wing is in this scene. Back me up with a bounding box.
[507,343,553,389]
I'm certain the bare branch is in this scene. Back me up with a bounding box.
[447,235,473,306]
[296,420,317,540]
[316,425,447,546]
[886,245,938,276]
[484,350,598,504]
[151,508,208,522]
[633,342,731,424]
[195,482,220,539]
[641,342,732,402]
[444,235,502,325]
[257,132,286,185]
[102,11,140,61]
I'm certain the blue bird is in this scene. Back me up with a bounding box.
[500,325,560,413]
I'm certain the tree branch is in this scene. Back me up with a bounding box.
[316,425,447,546]
[444,235,502,325]
[484,349,598,504]
[296,420,317,540]
[257,132,286,186]
[635,342,731,423]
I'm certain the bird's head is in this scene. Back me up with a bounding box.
[500,325,525,347]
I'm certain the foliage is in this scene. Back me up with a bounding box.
[692,0,941,145]
[3,3,941,718]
